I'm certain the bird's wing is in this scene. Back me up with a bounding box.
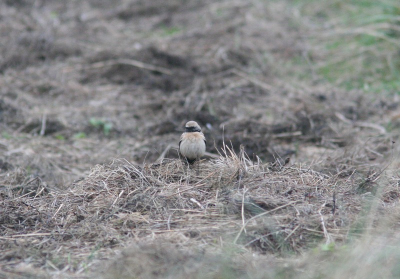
[201,132,206,146]
[179,133,184,149]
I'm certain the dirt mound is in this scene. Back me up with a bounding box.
[1,0,399,278]
[1,151,398,278]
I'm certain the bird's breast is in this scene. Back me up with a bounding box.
[179,133,206,160]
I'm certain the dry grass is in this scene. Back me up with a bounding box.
[2,146,400,278]
[1,0,400,278]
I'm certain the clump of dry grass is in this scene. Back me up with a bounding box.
[85,147,400,279]
[1,142,399,278]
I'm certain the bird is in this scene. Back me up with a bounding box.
[179,121,206,165]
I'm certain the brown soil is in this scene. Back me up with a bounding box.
[0,0,399,278]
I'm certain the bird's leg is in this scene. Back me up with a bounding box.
[196,156,200,176]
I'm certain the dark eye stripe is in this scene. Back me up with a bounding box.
[185,126,201,132]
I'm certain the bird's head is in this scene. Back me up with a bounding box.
[185,121,202,132]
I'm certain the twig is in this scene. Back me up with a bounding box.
[46,260,60,271]
[335,112,386,134]
[156,144,175,163]
[112,190,124,206]
[190,198,204,209]
[52,204,64,219]
[11,190,36,201]
[232,69,273,91]
[272,131,302,139]
[40,114,47,136]
[167,214,172,230]
[0,232,55,239]
[332,192,336,215]
[319,202,332,244]
[165,183,207,197]
[241,187,248,234]
[276,224,301,250]
[356,122,386,134]
[233,200,298,244]
[34,187,46,198]
[90,59,173,75]
[284,224,300,242]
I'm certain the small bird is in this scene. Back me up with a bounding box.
[179,121,206,164]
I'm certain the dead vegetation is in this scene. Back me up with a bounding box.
[1,0,400,278]
[1,146,400,278]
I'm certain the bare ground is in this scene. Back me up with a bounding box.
[1,0,400,278]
